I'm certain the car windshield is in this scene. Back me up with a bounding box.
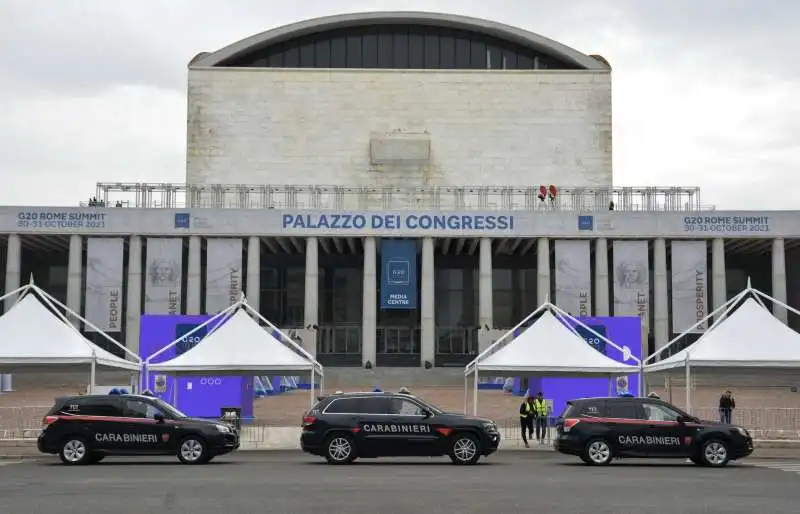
[152,398,188,419]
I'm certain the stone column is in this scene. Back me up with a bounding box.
[246,236,261,313]
[3,234,21,313]
[772,237,788,324]
[653,238,669,351]
[420,237,435,367]
[537,238,550,305]
[125,236,142,355]
[594,238,610,316]
[711,238,727,321]
[186,236,201,314]
[66,234,83,328]
[478,238,493,329]
[303,237,319,359]
[362,237,377,366]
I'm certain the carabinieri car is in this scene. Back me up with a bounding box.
[300,391,501,465]
[554,396,753,467]
[38,394,240,465]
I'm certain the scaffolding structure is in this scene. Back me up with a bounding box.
[90,183,708,212]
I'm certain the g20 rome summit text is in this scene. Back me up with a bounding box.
[282,213,515,231]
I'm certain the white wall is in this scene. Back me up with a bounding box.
[186,68,612,189]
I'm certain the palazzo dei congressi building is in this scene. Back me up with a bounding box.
[2,12,799,369]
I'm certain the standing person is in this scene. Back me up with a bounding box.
[719,390,735,424]
[519,395,535,448]
[533,392,549,444]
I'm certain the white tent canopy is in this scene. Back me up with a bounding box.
[644,283,800,412]
[464,302,641,414]
[145,295,323,404]
[0,281,141,390]
[145,294,323,406]
[474,311,639,375]
[147,309,321,374]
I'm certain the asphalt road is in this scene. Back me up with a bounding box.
[0,452,797,513]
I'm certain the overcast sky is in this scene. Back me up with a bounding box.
[1,0,798,209]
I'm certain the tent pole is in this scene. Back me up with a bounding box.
[472,369,479,416]
[89,356,96,395]
[638,362,645,397]
[310,369,315,408]
[608,376,612,396]
[684,361,691,414]
[174,376,179,409]
[463,374,468,414]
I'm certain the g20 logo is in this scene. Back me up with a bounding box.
[200,377,223,386]
[584,337,602,351]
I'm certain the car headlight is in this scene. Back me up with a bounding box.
[733,426,749,437]
[214,424,232,433]
[482,422,498,434]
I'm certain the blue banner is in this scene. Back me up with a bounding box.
[380,239,417,309]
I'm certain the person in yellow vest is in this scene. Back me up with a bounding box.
[532,392,549,444]
[518,395,535,448]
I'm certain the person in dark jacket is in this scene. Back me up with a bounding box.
[519,395,535,448]
[719,390,735,424]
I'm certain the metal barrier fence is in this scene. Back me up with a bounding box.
[91,183,708,212]
[4,406,799,442]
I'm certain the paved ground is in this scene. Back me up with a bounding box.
[0,452,798,513]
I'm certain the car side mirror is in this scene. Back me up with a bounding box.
[676,415,692,424]
[154,413,165,423]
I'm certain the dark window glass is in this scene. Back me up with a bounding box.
[605,402,637,419]
[363,31,378,67]
[377,31,393,68]
[408,28,425,68]
[283,46,300,67]
[439,33,456,69]
[387,398,426,416]
[423,31,439,68]
[325,397,390,414]
[346,35,362,67]
[65,398,120,417]
[358,397,391,414]
[330,36,347,68]
[517,52,534,69]
[267,51,283,67]
[641,402,681,422]
[562,401,605,418]
[315,39,331,68]
[469,39,486,69]
[324,398,360,413]
[454,34,471,68]
[393,30,409,68]
[502,49,518,69]
[124,399,166,419]
[298,42,315,67]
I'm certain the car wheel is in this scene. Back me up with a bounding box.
[324,433,356,465]
[59,437,90,465]
[701,439,729,467]
[177,436,210,465]
[582,438,613,466]
[449,433,481,466]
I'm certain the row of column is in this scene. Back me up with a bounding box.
[1,234,791,362]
